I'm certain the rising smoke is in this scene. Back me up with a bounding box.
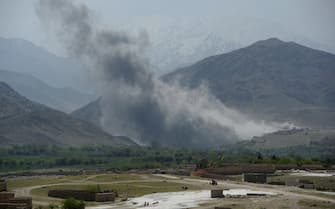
[36,0,283,148]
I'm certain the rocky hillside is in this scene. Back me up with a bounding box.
[71,98,102,128]
[163,38,335,128]
[0,82,135,147]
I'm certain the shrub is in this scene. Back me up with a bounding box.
[62,198,85,209]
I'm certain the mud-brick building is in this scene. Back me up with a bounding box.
[298,179,315,189]
[0,180,32,209]
[243,173,267,184]
[94,193,115,202]
[0,192,15,203]
[6,197,32,209]
[0,180,6,192]
[48,190,116,202]
[211,190,224,198]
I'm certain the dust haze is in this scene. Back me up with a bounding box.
[36,0,285,148]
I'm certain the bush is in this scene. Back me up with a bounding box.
[49,204,59,209]
[62,198,85,209]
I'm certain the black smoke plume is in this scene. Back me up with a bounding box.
[36,0,281,148]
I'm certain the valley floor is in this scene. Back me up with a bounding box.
[5,173,335,209]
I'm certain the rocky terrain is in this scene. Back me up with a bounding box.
[0,82,135,147]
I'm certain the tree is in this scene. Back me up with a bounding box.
[49,204,59,209]
[197,158,209,169]
[62,198,85,209]
[257,152,263,161]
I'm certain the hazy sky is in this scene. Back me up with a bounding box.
[1,0,335,55]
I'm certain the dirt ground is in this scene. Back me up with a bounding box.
[7,173,335,209]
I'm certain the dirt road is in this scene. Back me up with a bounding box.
[12,174,335,208]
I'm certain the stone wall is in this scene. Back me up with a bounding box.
[0,193,15,202]
[48,190,96,201]
[0,180,32,209]
[243,173,267,183]
[207,164,275,175]
[274,164,324,170]
[210,190,224,198]
[7,197,32,209]
[95,193,115,202]
[0,181,6,192]
[0,203,29,209]
[48,190,116,202]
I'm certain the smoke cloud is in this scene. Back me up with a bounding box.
[36,0,283,148]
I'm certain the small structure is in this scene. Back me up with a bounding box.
[298,180,315,189]
[7,197,32,209]
[246,193,266,196]
[48,190,95,201]
[267,181,285,185]
[0,193,15,202]
[0,180,32,209]
[243,173,267,184]
[207,164,275,175]
[211,190,224,198]
[48,190,116,202]
[0,202,31,209]
[0,180,6,192]
[285,178,299,187]
[94,193,115,202]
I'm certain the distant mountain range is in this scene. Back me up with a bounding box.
[246,128,335,149]
[73,38,335,148]
[115,16,335,74]
[0,37,87,91]
[74,38,335,147]
[0,82,135,147]
[0,69,94,113]
[163,38,335,128]
[3,37,334,148]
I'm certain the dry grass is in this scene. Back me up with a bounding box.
[268,175,335,191]
[298,199,335,209]
[31,180,202,198]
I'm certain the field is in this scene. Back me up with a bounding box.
[31,180,201,198]
[268,173,335,191]
[4,172,335,209]
[298,199,335,209]
[7,173,202,206]
[200,198,335,209]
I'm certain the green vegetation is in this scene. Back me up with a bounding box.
[31,180,201,198]
[90,173,143,182]
[7,177,71,190]
[86,185,101,193]
[0,144,332,172]
[62,198,85,209]
[7,174,144,191]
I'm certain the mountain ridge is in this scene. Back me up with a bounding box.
[0,37,86,90]
[0,81,135,147]
[162,38,335,128]
[0,69,94,112]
